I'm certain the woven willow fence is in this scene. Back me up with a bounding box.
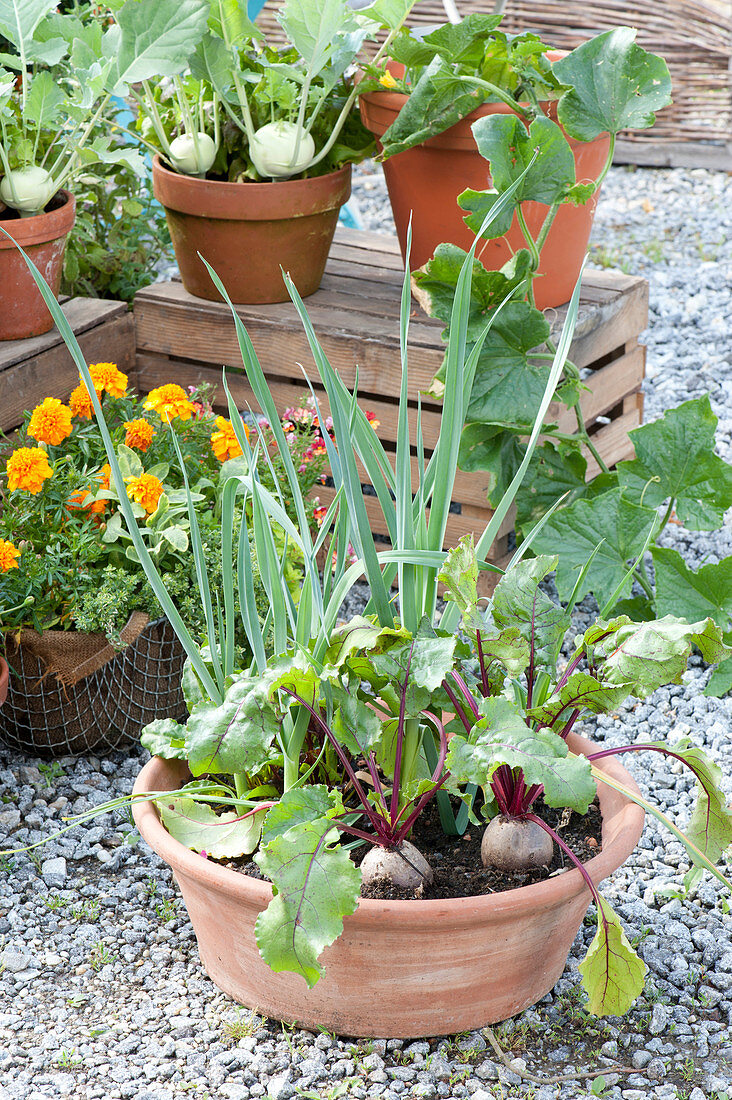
[257,0,732,167]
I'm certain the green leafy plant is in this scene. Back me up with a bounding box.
[119,0,415,181]
[8,166,729,1021]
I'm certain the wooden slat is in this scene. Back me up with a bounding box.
[0,309,136,434]
[0,299,128,371]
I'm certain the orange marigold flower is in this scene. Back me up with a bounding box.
[6,447,53,494]
[143,384,195,423]
[27,397,73,446]
[67,487,106,515]
[124,418,154,452]
[98,463,111,491]
[210,416,247,463]
[126,473,164,514]
[0,539,20,571]
[88,362,128,399]
[69,383,93,419]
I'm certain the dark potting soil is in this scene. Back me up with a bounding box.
[231,798,603,902]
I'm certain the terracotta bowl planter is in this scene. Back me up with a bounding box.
[0,191,76,341]
[152,156,352,305]
[133,731,644,1038]
[359,77,610,310]
[0,658,8,708]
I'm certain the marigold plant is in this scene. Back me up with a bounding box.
[6,447,54,494]
[126,472,164,514]
[211,416,246,463]
[0,540,20,572]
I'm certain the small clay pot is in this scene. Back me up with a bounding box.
[359,62,610,310]
[133,731,644,1038]
[152,156,352,305]
[0,191,76,340]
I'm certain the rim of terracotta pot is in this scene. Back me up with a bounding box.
[133,730,644,929]
[0,190,75,249]
[152,155,352,221]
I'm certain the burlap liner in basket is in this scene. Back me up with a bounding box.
[0,615,187,758]
[15,611,150,686]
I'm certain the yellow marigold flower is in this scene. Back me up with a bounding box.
[210,416,247,463]
[27,397,73,447]
[0,539,20,571]
[124,418,154,453]
[378,70,398,89]
[6,447,53,494]
[126,473,164,515]
[99,463,111,492]
[143,384,195,423]
[69,383,93,419]
[88,362,128,399]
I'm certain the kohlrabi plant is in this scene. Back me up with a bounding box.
[121,0,417,182]
[0,0,148,217]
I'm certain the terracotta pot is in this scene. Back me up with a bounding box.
[0,191,75,340]
[133,731,644,1038]
[0,658,8,708]
[359,76,610,310]
[152,156,351,305]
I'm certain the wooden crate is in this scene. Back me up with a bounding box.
[134,228,647,567]
[0,298,136,434]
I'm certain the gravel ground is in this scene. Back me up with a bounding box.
[1,164,731,1100]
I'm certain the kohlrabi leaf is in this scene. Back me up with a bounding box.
[412,244,531,339]
[359,0,415,29]
[260,785,336,848]
[111,0,209,94]
[0,0,56,53]
[141,718,187,760]
[207,0,260,46]
[447,697,596,812]
[530,488,660,607]
[159,793,263,858]
[470,114,576,206]
[578,897,646,1016]
[653,546,732,629]
[278,0,362,76]
[554,27,672,140]
[491,555,570,672]
[255,820,361,987]
[617,396,732,531]
[643,740,732,885]
[530,671,634,729]
[586,615,731,694]
[185,675,278,777]
[24,69,65,128]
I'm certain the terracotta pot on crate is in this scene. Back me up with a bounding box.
[0,191,76,341]
[152,156,352,305]
[359,63,610,310]
[132,731,644,1038]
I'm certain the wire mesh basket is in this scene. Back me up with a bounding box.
[0,617,187,758]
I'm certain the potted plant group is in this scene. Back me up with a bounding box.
[358,16,672,307]
[113,0,416,304]
[16,197,731,1036]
